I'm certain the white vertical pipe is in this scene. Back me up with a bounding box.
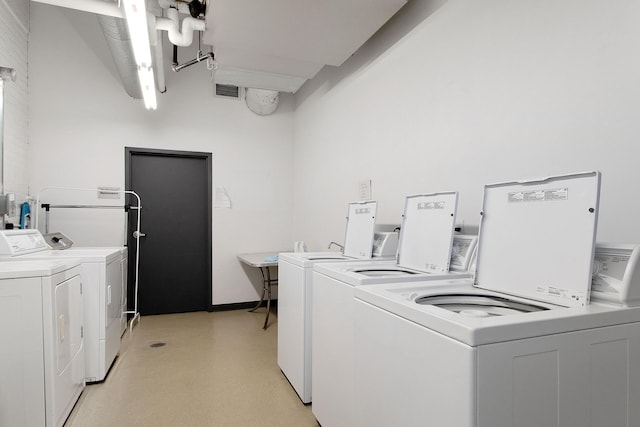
[154,36,167,93]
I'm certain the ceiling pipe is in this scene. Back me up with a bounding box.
[33,0,203,103]
[98,15,142,99]
[172,51,213,72]
[157,0,190,16]
[31,0,205,44]
[32,0,202,97]
[153,8,205,47]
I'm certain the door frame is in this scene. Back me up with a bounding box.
[125,147,214,312]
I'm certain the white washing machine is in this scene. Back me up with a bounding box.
[278,200,398,403]
[311,192,472,427]
[0,229,127,382]
[351,171,640,427]
[313,233,477,287]
[312,192,474,288]
[0,259,85,427]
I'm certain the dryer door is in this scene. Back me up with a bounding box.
[121,253,128,335]
[106,259,122,331]
[55,275,83,375]
[53,273,85,427]
[104,258,123,375]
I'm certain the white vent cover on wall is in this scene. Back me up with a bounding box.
[215,84,240,98]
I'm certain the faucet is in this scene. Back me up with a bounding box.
[328,241,344,251]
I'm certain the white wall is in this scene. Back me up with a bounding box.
[0,0,29,206]
[293,0,640,250]
[28,4,294,305]
[21,0,640,304]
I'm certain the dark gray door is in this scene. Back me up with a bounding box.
[125,148,212,315]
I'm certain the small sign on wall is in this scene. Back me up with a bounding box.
[97,187,121,199]
[215,186,232,208]
[358,179,372,201]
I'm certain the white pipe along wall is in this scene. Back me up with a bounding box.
[153,9,205,47]
[31,0,205,47]
[31,0,204,98]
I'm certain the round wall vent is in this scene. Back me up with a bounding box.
[245,88,280,116]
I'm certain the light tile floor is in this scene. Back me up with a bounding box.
[66,309,318,427]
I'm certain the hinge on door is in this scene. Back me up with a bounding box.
[81,326,84,338]
[80,282,83,294]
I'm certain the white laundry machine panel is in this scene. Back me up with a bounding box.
[277,200,395,403]
[278,251,397,404]
[310,237,476,425]
[353,276,640,427]
[312,233,476,287]
[591,243,640,307]
[0,260,85,427]
[341,200,378,259]
[353,289,640,427]
[351,172,640,427]
[277,252,353,404]
[0,229,126,382]
[311,192,467,427]
[315,192,465,285]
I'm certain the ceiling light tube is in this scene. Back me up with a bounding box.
[138,66,157,110]
[123,0,152,66]
[123,0,157,109]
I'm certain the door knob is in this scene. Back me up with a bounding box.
[133,230,146,238]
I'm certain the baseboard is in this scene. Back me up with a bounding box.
[208,300,278,312]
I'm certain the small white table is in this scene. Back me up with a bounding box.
[238,252,280,329]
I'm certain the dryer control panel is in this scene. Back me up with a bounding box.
[0,229,49,256]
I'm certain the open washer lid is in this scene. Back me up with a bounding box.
[474,171,601,307]
[342,200,378,259]
[396,192,458,273]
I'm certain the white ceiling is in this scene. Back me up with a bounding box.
[202,0,407,92]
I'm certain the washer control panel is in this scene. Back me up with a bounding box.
[591,243,640,306]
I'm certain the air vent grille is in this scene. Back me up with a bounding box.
[215,84,240,98]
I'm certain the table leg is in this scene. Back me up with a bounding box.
[248,272,266,313]
[262,266,273,329]
[248,266,274,330]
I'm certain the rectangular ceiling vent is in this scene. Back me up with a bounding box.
[215,84,240,99]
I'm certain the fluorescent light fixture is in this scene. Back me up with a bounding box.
[138,66,157,110]
[123,0,157,109]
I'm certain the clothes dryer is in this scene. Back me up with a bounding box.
[0,229,126,382]
[278,200,397,403]
[351,171,640,427]
[311,192,469,427]
[0,259,85,427]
